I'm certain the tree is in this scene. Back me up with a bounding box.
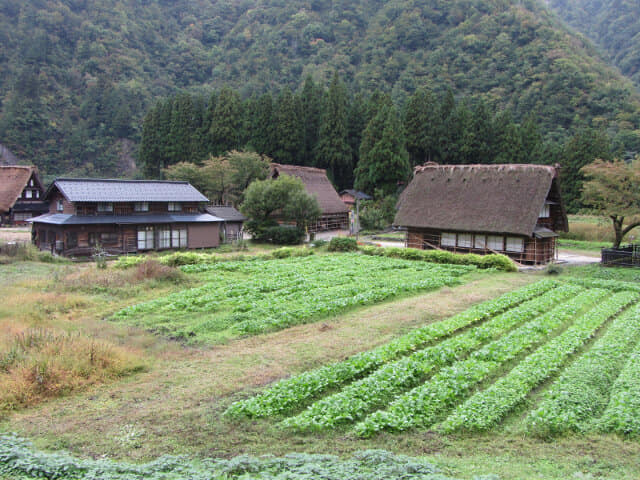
[241,174,320,232]
[581,158,640,248]
[404,87,439,166]
[300,75,323,167]
[316,72,352,189]
[272,88,304,164]
[163,150,270,206]
[354,104,411,196]
[208,87,243,155]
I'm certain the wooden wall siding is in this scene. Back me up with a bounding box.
[49,193,74,214]
[308,213,349,232]
[406,228,556,265]
[188,224,219,249]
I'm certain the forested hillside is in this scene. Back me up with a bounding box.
[547,0,640,89]
[0,0,639,179]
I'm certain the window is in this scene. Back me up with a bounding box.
[97,202,113,212]
[13,212,32,221]
[474,235,486,249]
[172,228,188,248]
[457,233,472,248]
[66,232,78,248]
[506,237,524,253]
[25,190,32,199]
[29,179,34,187]
[134,202,149,212]
[487,235,504,251]
[539,204,550,218]
[158,228,171,249]
[57,199,64,212]
[441,232,456,247]
[100,233,119,245]
[168,202,181,212]
[35,190,39,198]
[137,226,154,250]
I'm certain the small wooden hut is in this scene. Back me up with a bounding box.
[271,163,349,232]
[394,163,568,264]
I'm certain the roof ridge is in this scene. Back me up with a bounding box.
[54,178,190,184]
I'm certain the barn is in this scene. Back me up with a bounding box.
[394,163,568,264]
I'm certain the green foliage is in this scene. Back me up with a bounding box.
[0,434,455,480]
[2,1,639,184]
[241,174,321,235]
[112,254,474,342]
[359,195,397,231]
[226,279,560,418]
[327,237,358,252]
[359,245,517,272]
[259,226,306,245]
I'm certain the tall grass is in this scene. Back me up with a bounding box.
[0,328,146,415]
[0,242,65,264]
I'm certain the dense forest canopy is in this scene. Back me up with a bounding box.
[0,0,639,184]
[546,0,640,90]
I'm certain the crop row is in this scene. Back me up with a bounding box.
[524,301,640,436]
[564,277,640,292]
[353,287,606,437]
[597,340,640,436]
[280,284,582,431]
[113,255,474,339]
[225,280,560,418]
[438,290,639,433]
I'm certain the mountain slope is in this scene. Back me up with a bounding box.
[546,0,640,89]
[0,0,639,177]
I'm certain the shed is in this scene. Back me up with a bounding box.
[206,205,246,242]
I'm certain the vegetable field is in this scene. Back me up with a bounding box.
[113,254,475,342]
[226,279,640,438]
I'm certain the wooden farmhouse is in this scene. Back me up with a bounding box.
[339,189,372,209]
[0,166,48,225]
[271,163,350,232]
[394,164,568,265]
[29,178,223,256]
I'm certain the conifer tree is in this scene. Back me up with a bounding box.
[404,87,439,166]
[355,104,410,196]
[249,92,276,156]
[300,75,323,167]
[209,86,243,155]
[273,87,304,164]
[316,72,352,189]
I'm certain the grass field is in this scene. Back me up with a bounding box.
[1,249,640,480]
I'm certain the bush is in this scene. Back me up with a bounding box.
[133,260,185,283]
[260,225,305,245]
[359,195,397,231]
[328,237,358,252]
[269,247,315,259]
[359,245,517,271]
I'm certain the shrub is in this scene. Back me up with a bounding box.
[328,237,358,252]
[133,260,185,283]
[260,225,305,245]
[269,247,314,259]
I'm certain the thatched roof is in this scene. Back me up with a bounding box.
[395,164,567,237]
[271,163,349,215]
[0,166,39,212]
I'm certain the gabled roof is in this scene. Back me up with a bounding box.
[394,164,568,237]
[206,205,246,222]
[46,178,209,203]
[0,166,40,212]
[271,163,349,214]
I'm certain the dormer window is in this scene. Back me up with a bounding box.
[539,203,550,218]
[97,202,113,212]
[135,202,149,212]
[168,202,181,212]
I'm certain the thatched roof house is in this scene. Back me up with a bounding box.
[395,163,568,264]
[0,166,48,225]
[271,163,349,231]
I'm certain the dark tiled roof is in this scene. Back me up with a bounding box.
[206,205,246,222]
[395,164,567,237]
[0,166,38,212]
[49,178,209,203]
[271,163,349,214]
[29,213,223,225]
